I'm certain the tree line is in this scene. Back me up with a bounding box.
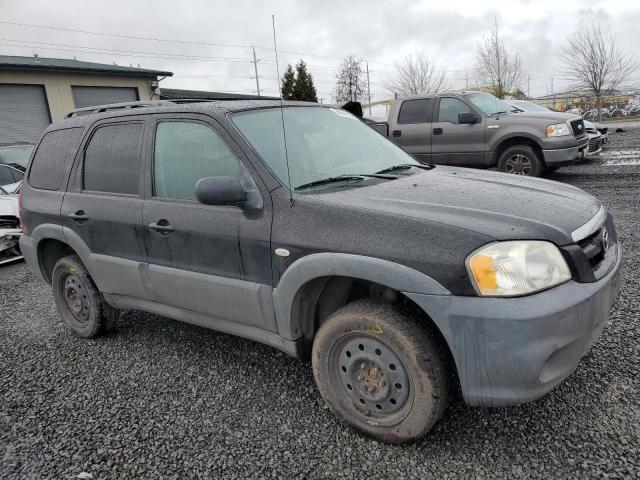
[280,19,638,121]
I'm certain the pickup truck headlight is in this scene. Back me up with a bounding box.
[466,241,571,297]
[546,123,571,137]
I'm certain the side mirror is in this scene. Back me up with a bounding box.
[195,176,247,206]
[458,112,481,124]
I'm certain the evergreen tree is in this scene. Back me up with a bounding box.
[333,55,366,102]
[292,60,318,102]
[281,64,295,100]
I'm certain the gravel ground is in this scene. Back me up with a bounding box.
[2,128,639,479]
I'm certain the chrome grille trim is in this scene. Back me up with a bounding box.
[571,206,607,242]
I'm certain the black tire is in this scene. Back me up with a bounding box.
[497,145,543,176]
[312,300,450,443]
[51,255,118,338]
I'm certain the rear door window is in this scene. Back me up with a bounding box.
[83,123,143,195]
[28,128,84,190]
[398,99,433,124]
[437,98,473,124]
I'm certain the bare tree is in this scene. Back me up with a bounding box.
[333,55,366,102]
[475,19,524,98]
[560,24,638,121]
[382,52,448,97]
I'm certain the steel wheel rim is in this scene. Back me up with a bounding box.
[505,154,532,175]
[62,274,90,326]
[329,334,412,425]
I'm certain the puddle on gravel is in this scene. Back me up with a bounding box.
[596,150,640,166]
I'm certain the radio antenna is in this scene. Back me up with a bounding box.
[272,14,294,206]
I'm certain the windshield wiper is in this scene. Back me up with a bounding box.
[294,173,396,191]
[375,163,433,174]
[490,110,510,117]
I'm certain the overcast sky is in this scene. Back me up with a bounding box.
[1,0,639,101]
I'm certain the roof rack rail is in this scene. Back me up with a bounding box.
[64,100,173,118]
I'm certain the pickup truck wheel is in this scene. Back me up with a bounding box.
[312,300,449,443]
[51,255,118,338]
[498,145,542,176]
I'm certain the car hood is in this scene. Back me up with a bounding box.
[311,167,601,245]
[0,194,19,217]
[506,111,580,122]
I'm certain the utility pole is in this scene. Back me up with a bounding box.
[551,76,555,111]
[465,71,469,90]
[366,61,372,116]
[527,75,530,98]
[251,45,261,96]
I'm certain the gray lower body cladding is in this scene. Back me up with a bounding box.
[406,246,622,407]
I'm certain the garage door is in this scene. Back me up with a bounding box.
[72,86,139,109]
[0,84,51,144]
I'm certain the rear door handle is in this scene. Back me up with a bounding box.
[148,220,175,234]
[392,130,402,137]
[433,128,443,135]
[68,210,89,223]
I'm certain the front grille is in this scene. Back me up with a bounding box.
[588,137,601,153]
[577,228,606,270]
[0,216,19,229]
[570,119,585,136]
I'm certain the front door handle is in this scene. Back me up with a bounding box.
[433,128,443,135]
[392,130,402,137]
[148,220,175,234]
[68,210,89,223]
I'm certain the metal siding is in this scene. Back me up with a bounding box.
[72,86,139,108]
[0,84,51,143]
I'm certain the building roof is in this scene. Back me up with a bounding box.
[0,55,172,77]
[160,87,279,101]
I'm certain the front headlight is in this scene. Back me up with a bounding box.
[546,123,571,137]
[466,241,571,297]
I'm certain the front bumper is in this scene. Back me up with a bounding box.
[543,136,589,165]
[406,244,622,407]
[0,229,23,265]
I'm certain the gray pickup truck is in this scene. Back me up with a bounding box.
[371,91,589,176]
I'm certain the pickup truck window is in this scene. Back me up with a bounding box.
[232,107,417,190]
[437,98,473,124]
[398,99,432,124]
[467,92,516,116]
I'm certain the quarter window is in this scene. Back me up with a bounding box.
[29,128,84,191]
[398,99,432,124]
[83,123,143,195]
[437,98,473,124]
[153,121,242,201]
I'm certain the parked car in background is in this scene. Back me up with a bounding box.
[0,143,34,172]
[0,163,25,194]
[0,183,22,265]
[20,99,621,443]
[371,91,588,176]
[584,121,604,156]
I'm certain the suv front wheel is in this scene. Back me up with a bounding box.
[51,255,118,337]
[312,300,450,443]
[498,145,543,176]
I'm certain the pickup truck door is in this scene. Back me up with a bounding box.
[388,98,433,164]
[430,97,486,166]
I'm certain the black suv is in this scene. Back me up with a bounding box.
[20,100,621,443]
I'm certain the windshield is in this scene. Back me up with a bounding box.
[232,107,418,190]
[0,145,33,168]
[467,92,517,116]
[511,100,550,113]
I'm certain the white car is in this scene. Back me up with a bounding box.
[0,173,22,265]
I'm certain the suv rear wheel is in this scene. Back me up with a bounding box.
[312,300,449,443]
[498,145,543,176]
[51,255,118,337]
